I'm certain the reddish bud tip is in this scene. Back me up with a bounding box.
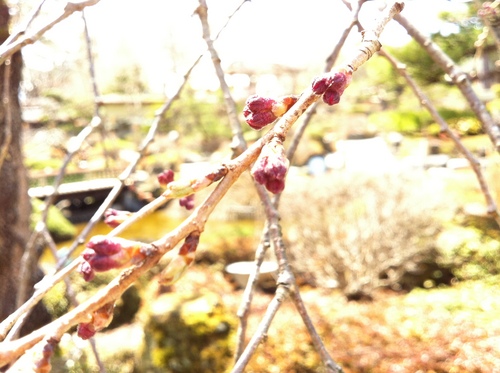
[78,260,95,282]
[245,95,276,112]
[323,88,341,106]
[265,179,286,194]
[179,194,195,210]
[179,231,200,256]
[104,209,133,228]
[86,236,122,256]
[77,323,96,340]
[251,138,289,194]
[312,74,335,95]
[158,169,175,185]
[80,236,145,281]
[245,111,277,130]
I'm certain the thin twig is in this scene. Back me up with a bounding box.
[379,48,500,227]
[395,13,500,152]
[0,0,252,346]
[82,10,110,170]
[231,285,289,373]
[233,229,270,360]
[195,0,248,155]
[233,3,404,371]
[0,1,404,368]
[3,0,47,47]
[0,0,101,65]
[0,58,12,172]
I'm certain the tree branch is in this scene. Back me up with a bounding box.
[0,0,101,65]
[395,13,500,153]
[379,48,500,226]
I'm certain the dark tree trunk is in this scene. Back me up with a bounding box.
[0,1,50,334]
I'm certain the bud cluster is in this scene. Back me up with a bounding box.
[251,137,289,194]
[157,169,175,185]
[159,232,200,285]
[79,236,146,281]
[77,302,115,340]
[311,70,351,106]
[243,95,298,130]
[179,194,195,210]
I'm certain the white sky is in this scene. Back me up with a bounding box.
[17,0,470,94]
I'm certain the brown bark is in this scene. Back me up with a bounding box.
[0,1,49,335]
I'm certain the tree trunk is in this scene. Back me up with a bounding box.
[0,1,49,334]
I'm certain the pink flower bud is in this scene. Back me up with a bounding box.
[244,111,277,130]
[179,194,195,210]
[243,94,298,130]
[251,138,289,194]
[80,236,145,281]
[78,260,95,282]
[312,73,335,95]
[245,94,276,112]
[77,322,96,340]
[158,169,175,185]
[264,178,286,194]
[77,302,114,340]
[323,88,341,106]
[312,70,351,105]
[104,208,133,228]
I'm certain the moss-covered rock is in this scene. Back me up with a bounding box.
[138,291,237,373]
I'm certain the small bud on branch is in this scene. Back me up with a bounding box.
[77,302,115,340]
[243,94,298,130]
[79,236,146,281]
[104,208,133,228]
[157,169,175,185]
[251,137,289,194]
[159,232,200,285]
[311,70,351,106]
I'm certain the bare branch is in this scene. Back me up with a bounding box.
[379,48,500,226]
[395,13,500,152]
[0,0,100,65]
[195,0,248,155]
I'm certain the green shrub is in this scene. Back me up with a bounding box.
[368,110,431,134]
[436,226,500,280]
[31,198,77,242]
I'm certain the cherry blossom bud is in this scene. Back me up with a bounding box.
[78,260,95,282]
[104,208,133,228]
[78,302,115,340]
[323,88,341,106]
[158,169,175,185]
[245,111,277,130]
[179,194,195,210]
[311,70,351,106]
[159,232,199,285]
[76,322,96,340]
[79,236,146,281]
[251,137,289,194]
[245,94,276,112]
[243,94,298,130]
[312,73,335,95]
